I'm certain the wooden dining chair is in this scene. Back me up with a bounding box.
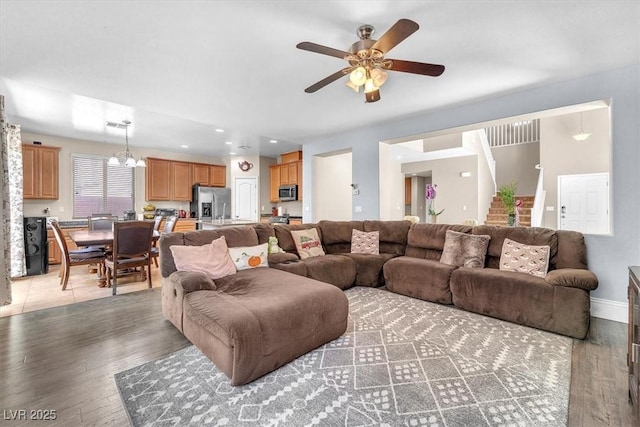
[151,215,178,267]
[50,220,106,290]
[104,220,155,295]
[88,215,118,231]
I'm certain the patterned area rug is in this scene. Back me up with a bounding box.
[115,287,572,426]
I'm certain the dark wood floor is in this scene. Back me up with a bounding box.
[0,289,635,426]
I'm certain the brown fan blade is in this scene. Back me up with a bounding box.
[296,42,350,59]
[304,68,350,93]
[387,59,445,77]
[371,19,419,54]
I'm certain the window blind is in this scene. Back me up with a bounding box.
[72,154,134,218]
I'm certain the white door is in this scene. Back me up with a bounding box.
[558,173,609,234]
[234,177,257,221]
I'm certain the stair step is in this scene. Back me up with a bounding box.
[487,214,531,221]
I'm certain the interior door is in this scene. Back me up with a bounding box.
[558,173,609,234]
[234,177,257,221]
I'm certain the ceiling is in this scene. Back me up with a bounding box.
[1,1,638,158]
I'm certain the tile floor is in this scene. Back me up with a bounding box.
[0,264,163,317]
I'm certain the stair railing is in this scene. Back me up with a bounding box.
[530,165,546,227]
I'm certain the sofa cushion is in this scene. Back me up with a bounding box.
[473,225,557,269]
[499,238,550,278]
[183,226,259,248]
[341,252,396,287]
[168,270,217,293]
[170,236,236,280]
[253,223,275,245]
[318,220,364,254]
[545,268,598,291]
[555,230,588,269]
[383,256,457,304]
[450,267,591,339]
[291,228,325,259]
[440,230,490,268]
[351,229,379,255]
[363,220,411,255]
[228,243,269,270]
[183,268,348,385]
[303,254,356,290]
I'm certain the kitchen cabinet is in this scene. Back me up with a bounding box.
[145,158,172,201]
[23,144,61,200]
[146,158,227,201]
[289,218,303,225]
[281,150,302,164]
[269,165,281,202]
[192,163,226,187]
[269,152,303,202]
[297,160,303,200]
[171,161,192,201]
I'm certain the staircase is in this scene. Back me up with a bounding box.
[485,195,534,226]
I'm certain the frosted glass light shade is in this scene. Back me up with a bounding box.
[136,158,147,167]
[124,157,137,168]
[572,132,591,141]
[349,67,367,86]
[108,156,120,166]
[370,68,388,87]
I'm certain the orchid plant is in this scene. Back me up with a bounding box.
[426,184,444,217]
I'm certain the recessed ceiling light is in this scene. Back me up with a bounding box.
[270,139,278,144]
[229,152,236,155]
[215,128,224,133]
[225,141,233,145]
[181,144,189,149]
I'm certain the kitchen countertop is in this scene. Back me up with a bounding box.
[260,214,302,219]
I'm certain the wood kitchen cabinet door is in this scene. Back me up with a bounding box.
[297,160,303,200]
[192,163,210,186]
[209,165,226,187]
[22,144,60,199]
[171,162,192,201]
[269,165,281,202]
[145,158,172,201]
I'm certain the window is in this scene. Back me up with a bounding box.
[72,154,135,218]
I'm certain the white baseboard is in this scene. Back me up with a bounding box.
[591,297,627,323]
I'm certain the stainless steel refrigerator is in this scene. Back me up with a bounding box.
[190,184,231,220]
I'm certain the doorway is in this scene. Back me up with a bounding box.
[558,173,609,234]
[234,177,258,221]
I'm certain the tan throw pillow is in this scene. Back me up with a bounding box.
[351,229,380,255]
[290,228,325,259]
[499,238,550,278]
[440,230,490,268]
[170,236,236,280]
[228,243,269,270]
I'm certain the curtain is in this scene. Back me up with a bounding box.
[1,94,26,305]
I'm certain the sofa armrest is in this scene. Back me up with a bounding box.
[544,268,598,291]
[169,271,217,293]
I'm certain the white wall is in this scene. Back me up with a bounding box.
[540,109,611,229]
[300,65,640,304]
[259,156,277,215]
[402,156,478,225]
[491,141,540,194]
[462,131,497,225]
[378,143,404,220]
[313,151,352,221]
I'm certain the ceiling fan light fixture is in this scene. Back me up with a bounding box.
[349,66,367,86]
[365,88,381,103]
[345,80,360,92]
[363,78,378,94]
[370,68,388,87]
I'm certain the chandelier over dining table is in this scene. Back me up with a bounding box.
[108,120,146,168]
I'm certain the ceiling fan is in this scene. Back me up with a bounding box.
[296,19,445,103]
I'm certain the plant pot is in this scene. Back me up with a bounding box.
[430,215,438,224]
[507,213,516,226]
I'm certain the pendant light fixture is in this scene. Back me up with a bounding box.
[108,120,146,167]
[572,112,591,141]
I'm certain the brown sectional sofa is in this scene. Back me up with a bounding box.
[160,220,598,385]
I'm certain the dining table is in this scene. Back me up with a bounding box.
[68,229,160,287]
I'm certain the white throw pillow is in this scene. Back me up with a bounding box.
[228,243,269,270]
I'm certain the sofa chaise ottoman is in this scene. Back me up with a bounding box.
[161,226,349,386]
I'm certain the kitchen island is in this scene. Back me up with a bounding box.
[196,220,258,230]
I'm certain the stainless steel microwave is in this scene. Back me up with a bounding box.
[278,185,297,201]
